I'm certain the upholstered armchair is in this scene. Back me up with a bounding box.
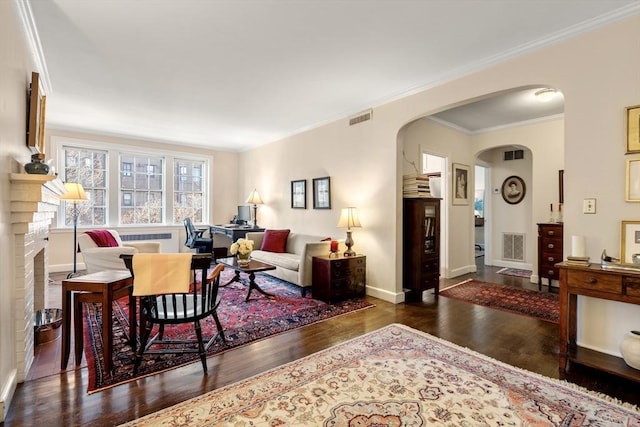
[78,229,161,274]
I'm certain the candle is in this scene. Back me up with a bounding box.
[571,235,586,258]
[330,240,338,253]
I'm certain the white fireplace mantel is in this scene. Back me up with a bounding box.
[9,173,65,383]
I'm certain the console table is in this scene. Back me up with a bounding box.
[210,225,265,241]
[558,262,640,383]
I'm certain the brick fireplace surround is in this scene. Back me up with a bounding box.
[9,173,65,382]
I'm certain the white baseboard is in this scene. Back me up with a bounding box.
[49,262,86,273]
[366,285,403,303]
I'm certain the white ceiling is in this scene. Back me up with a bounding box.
[27,0,640,151]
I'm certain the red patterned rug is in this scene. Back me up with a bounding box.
[120,324,639,426]
[83,270,373,393]
[440,279,559,323]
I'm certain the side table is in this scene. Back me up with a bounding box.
[61,270,136,374]
[312,254,366,303]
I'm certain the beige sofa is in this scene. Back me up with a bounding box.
[246,231,343,296]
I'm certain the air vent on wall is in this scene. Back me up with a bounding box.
[349,109,372,126]
[504,149,524,161]
[503,232,525,262]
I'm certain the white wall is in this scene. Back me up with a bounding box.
[0,1,41,419]
[239,15,640,356]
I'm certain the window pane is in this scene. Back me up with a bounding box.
[173,159,206,223]
[62,146,107,226]
[119,154,164,225]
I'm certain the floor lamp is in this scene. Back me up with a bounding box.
[60,183,88,278]
[245,189,263,228]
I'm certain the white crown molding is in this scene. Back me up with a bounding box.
[428,113,565,135]
[15,0,52,94]
[347,2,640,120]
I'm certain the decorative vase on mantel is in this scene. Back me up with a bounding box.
[237,252,251,267]
[24,153,50,175]
[620,330,640,370]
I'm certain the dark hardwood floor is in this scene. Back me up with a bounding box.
[5,260,639,426]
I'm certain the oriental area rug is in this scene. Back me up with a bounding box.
[83,270,373,393]
[440,279,559,323]
[120,324,640,426]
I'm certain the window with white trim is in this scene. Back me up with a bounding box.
[119,154,164,224]
[57,138,210,227]
[62,146,107,226]
[173,158,205,223]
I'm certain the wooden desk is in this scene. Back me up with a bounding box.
[61,270,136,374]
[558,262,640,382]
[210,225,265,241]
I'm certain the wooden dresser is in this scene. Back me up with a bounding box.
[537,223,563,291]
[312,254,366,303]
[558,263,640,383]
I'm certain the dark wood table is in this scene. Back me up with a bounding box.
[210,225,265,241]
[61,270,136,374]
[216,256,276,301]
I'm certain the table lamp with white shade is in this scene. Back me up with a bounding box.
[245,189,263,228]
[59,182,88,278]
[337,207,361,257]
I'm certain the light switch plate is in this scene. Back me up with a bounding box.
[583,198,596,214]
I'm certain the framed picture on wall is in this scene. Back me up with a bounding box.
[452,163,469,205]
[626,105,640,154]
[291,179,306,209]
[621,220,640,263]
[312,176,331,209]
[26,72,46,153]
[626,158,640,202]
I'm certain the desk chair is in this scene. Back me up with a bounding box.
[184,218,213,253]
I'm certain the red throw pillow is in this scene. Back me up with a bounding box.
[260,229,290,253]
[85,230,120,247]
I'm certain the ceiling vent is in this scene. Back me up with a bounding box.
[349,109,372,126]
[504,149,524,161]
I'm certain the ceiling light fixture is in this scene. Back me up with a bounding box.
[534,88,557,102]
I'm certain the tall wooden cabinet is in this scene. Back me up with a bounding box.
[403,198,441,301]
[537,223,563,291]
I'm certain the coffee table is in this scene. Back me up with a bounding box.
[217,256,277,301]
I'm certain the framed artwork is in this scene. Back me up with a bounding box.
[626,105,640,154]
[26,72,46,153]
[312,176,331,209]
[626,158,640,202]
[291,179,306,209]
[559,170,564,204]
[501,175,526,205]
[621,220,640,264]
[452,163,469,205]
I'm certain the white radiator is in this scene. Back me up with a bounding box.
[502,232,525,262]
[120,231,180,253]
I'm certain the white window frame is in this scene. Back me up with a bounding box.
[52,136,212,228]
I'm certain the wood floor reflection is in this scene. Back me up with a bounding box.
[6,261,639,426]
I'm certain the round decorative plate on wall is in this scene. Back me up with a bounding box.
[501,175,526,204]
